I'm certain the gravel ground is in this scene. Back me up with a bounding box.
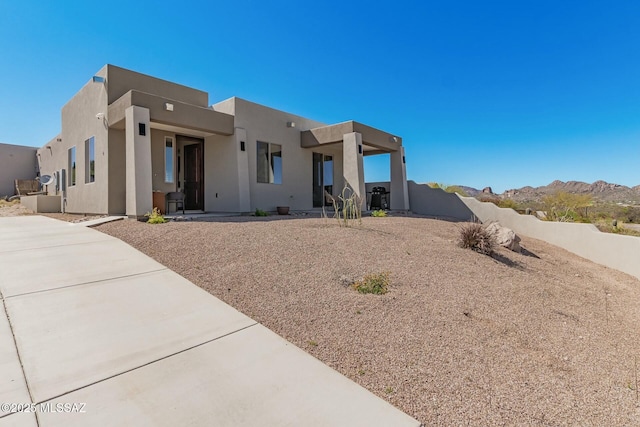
[77,215,639,424]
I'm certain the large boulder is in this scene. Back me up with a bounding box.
[486,222,521,252]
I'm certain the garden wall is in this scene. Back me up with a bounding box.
[407,181,475,221]
[0,143,38,197]
[459,196,640,280]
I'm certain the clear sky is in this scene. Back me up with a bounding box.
[1,1,638,193]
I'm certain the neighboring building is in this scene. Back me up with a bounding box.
[0,143,38,197]
[37,65,409,217]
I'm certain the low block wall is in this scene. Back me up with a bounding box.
[459,196,640,281]
[21,195,61,213]
[0,143,38,197]
[407,181,475,221]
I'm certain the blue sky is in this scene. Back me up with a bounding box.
[1,1,638,193]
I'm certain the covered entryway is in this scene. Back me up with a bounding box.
[106,90,234,217]
[301,121,409,211]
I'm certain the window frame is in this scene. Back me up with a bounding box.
[256,141,282,185]
[68,146,76,187]
[84,136,95,184]
[164,136,175,184]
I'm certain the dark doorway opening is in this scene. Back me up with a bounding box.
[179,136,204,210]
[312,152,333,207]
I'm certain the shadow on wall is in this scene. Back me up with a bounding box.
[407,181,475,221]
[459,196,640,281]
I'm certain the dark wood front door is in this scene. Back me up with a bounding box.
[183,141,204,210]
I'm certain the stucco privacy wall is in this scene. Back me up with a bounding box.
[0,143,38,197]
[407,181,475,220]
[459,196,640,280]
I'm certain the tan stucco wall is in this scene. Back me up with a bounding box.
[219,97,333,211]
[38,68,110,214]
[407,181,475,220]
[0,143,38,197]
[150,129,177,195]
[459,196,640,281]
[105,65,208,107]
[107,129,126,214]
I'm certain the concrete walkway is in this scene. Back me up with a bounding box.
[0,216,420,426]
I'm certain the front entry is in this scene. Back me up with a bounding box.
[179,136,204,210]
[312,152,333,207]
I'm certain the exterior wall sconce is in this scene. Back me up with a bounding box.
[56,138,62,142]
[286,121,296,128]
[390,136,399,143]
[164,103,174,111]
[139,123,146,136]
[240,141,245,151]
[402,155,406,164]
[358,144,363,154]
[92,76,105,84]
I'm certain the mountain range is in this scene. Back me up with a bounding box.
[462,180,640,204]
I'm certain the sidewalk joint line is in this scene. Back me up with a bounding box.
[1,293,40,427]
[35,322,259,405]
[4,268,169,299]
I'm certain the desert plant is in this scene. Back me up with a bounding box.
[325,184,363,227]
[428,182,469,197]
[595,221,640,237]
[457,222,496,255]
[353,272,390,295]
[542,191,592,222]
[145,207,167,224]
[254,208,269,217]
[371,209,387,217]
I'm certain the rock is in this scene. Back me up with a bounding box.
[482,186,493,194]
[486,222,521,252]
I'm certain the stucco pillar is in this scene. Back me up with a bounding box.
[342,132,365,202]
[390,146,409,210]
[125,105,152,218]
[235,128,251,212]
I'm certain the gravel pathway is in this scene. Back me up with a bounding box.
[92,215,639,425]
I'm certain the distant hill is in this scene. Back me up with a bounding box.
[500,180,640,204]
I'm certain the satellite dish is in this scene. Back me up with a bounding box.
[40,175,56,186]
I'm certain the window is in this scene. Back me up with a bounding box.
[68,147,76,186]
[257,141,282,184]
[165,137,174,183]
[85,137,95,183]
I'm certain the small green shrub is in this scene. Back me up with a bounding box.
[353,272,390,295]
[371,209,387,217]
[496,198,520,209]
[457,222,496,255]
[145,207,167,224]
[254,208,269,217]
[595,222,640,237]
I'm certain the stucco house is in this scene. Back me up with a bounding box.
[37,65,408,217]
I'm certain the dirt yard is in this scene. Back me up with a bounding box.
[92,215,640,425]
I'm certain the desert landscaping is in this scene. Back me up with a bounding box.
[86,214,640,425]
[2,200,640,424]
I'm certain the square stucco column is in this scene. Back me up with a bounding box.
[235,128,251,212]
[125,105,153,218]
[342,132,365,202]
[390,146,409,210]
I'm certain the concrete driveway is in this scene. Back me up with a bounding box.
[0,216,419,426]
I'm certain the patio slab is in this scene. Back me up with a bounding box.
[0,412,37,427]
[40,324,419,427]
[0,217,110,253]
[6,269,256,403]
[0,303,30,419]
[0,239,165,297]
